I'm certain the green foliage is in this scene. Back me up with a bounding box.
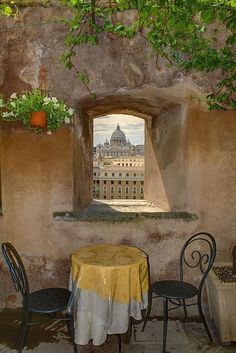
[1,89,74,133]
[0,94,4,109]
[0,4,13,16]
[60,0,236,110]
[1,1,235,110]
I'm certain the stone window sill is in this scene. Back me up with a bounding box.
[53,200,198,222]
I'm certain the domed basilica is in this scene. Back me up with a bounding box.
[95,124,143,158]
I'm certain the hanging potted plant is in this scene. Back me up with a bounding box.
[0,89,74,133]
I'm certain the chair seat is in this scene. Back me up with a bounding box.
[28,288,70,313]
[152,280,198,300]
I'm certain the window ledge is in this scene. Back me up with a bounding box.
[53,200,198,222]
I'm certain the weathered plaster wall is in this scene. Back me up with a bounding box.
[0,6,204,102]
[0,6,235,309]
[0,123,74,306]
[1,111,236,308]
[187,109,236,261]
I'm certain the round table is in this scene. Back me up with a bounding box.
[67,243,149,345]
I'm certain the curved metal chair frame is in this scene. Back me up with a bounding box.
[142,232,217,353]
[2,242,78,353]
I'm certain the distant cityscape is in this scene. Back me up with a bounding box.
[93,124,144,200]
[93,114,144,146]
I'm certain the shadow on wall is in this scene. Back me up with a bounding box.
[146,104,188,211]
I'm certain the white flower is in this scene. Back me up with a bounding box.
[53,103,59,108]
[43,97,51,104]
[10,92,17,99]
[2,111,15,118]
[47,130,52,135]
[22,95,26,100]
[68,108,74,116]
[10,101,16,107]
[64,117,71,124]
[51,97,58,103]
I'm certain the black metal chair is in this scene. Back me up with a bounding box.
[1,242,78,353]
[142,232,217,353]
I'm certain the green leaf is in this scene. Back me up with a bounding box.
[0,5,13,17]
[201,9,215,24]
[77,73,90,85]
[231,100,236,108]
[90,92,96,100]
[226,33,236,45]
[231,0,236,8]
[87,35,98,46]
[59,0,236,111]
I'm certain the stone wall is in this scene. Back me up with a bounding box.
[0,6,236,309]
[187,109,236,261]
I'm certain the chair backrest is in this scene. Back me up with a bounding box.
[179,232,216,294]
[2,242,29,301]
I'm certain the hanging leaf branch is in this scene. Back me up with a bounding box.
[1,1,235,110]
[60,0,236,110]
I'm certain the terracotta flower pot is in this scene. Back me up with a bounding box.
[30,111,46,129]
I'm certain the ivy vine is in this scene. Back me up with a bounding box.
[1,1,236,110]
[60,0,236,110]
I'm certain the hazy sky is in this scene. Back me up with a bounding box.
[93,114,144,146]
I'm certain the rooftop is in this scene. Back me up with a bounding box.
[94,166,144,171]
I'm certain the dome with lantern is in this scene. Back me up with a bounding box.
[110,124,126,146]
[95,123,144,158]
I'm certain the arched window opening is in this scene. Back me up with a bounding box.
[93,114,145,201]
[73,92,187,212]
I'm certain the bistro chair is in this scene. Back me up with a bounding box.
[142,232,216,353]
[1,242,78,353]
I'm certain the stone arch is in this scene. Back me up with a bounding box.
[73,87,188,211]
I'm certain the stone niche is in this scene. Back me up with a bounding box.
[73,86,188,211]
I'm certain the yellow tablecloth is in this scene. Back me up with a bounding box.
[71,243,149,304]
[68,243,149,345]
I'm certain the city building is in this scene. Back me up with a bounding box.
[93,124,144,200]
[95,124,144,158]
[93,165,144,200]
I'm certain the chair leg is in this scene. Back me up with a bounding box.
[142,288,152,332]
[182,299,188,320]
[142,303,151,332]
[17,310,31,353]
[117,334,122,353]
[69,314,78,353]
[66,314,71,336]
[162,298,169,353]
[197,295,212,342]
[122,317,133,344]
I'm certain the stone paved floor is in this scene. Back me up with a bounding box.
[0,311,235,353]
